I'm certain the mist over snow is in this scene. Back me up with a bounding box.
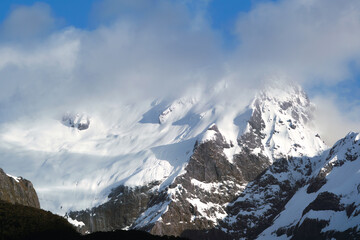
[0,0,227,122]
[0,0,359,151]
[312,94,360,145]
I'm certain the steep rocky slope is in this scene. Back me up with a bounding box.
[0,168,40,208]
[258,132,360,239]
[144,125,270,237]
[68,182,164,233]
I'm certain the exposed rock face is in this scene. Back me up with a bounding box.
[0,168,40,208]
[69,182,162,233]
[238,98,266,152]
[258,132,360,239]
[302,191,344,215]
[219,157,308,239]
[62,113,90,130]
[149,128,262,237]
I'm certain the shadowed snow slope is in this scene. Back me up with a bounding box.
[258,132,360,239]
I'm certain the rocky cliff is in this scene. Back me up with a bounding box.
[0,168,40,208]
[68,182,164,233]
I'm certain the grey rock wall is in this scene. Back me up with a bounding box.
[0,168,40,208]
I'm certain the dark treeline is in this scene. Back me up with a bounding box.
[0,200,186,240]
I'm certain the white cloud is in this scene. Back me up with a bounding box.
[312,94,360,145]
[233,0,360,85]
[0,3,59,41]
[0,1,225,121]
[0,28,80,121]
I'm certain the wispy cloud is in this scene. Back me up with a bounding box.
[0,2,61,42]
[0,1,224,120]
[0,0,359,142]
[313,94,360,145]
[232,0,360,85]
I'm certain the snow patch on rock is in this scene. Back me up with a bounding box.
[62,112,90,130]
[66,216,85,228]
[6,173,21,183]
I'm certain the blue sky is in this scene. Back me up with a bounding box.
[0,1,253,51]
[0,0,93,28]
[0,0,254,29]
[0,0,274,48]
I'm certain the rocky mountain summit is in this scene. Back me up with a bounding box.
[0,168,40,208]
[68,85,360,239]
[62,112,90,130]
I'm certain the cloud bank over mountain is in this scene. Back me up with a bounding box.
[0,0,359,143]
[233,0,360,83]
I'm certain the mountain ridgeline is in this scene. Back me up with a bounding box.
[68,85,360,239]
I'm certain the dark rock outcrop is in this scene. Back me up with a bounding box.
[302,191,344,216]
[148,125,271,237]
[218,157,308,240]
[238,99,266,152]
[62,113,90,130]
[291,218,330,240]
[0,168,40,208]
[82,230,187,240]
[290,218,360,240]
[69,182,162,233]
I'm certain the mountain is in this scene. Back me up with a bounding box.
[0,168,40,208]
[0,83,359,239]
[62,112,90,131]
[67,84,325,236]
[0,169,184,240]
[258,132,360,239]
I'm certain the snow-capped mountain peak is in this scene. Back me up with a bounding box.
[62,112,90,130]
[238,84,327,162]
[158,97,197,124]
